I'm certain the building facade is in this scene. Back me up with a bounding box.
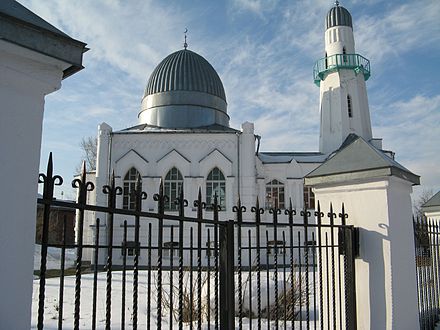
[81,3,408,267]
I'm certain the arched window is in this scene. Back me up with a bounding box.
[325,52,328,69]
[343,46,347,62]
[303,185,315,209]
[347,94,353,118]
[206,167,226,210]
[123,167,141,210]
[265,179,285,209]
[164,167,183,211]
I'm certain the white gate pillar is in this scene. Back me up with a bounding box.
[0,5,86,328]
[305,135,420,329]
[307,176,419,329]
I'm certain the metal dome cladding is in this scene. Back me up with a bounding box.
[140,49,229,128]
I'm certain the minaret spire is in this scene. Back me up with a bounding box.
[334,0,340,6]
[183,28,188,50]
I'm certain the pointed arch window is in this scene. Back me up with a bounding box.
[347,95,353,118]
[123,167,141,210]
[164,167,183,211]
[206,167,226,210]
[265,179,285,209]
[303,185,315,209]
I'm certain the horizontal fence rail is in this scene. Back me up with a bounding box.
[414,217,440,330]
[34,154,357,329]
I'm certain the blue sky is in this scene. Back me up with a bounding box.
[22,0,440,202]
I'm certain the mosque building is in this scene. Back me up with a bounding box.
[81,2,418,266]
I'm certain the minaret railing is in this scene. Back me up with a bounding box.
[313,53,370,86]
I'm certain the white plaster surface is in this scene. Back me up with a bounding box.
[319,24,373,154]
[313,176,419,330]
[0,40,65,329]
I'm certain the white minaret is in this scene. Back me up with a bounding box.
[315,2,373,154]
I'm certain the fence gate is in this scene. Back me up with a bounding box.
[34,155,357,329]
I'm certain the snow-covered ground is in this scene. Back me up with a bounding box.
[32,246,319,329]
[34,245,76,271]
[32,271,317,329]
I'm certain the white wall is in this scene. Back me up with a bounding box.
[83,121,323,265]
[313,176,419,330]
[325,25,355,56]
[0,41,66,329]
[319,69,372,154]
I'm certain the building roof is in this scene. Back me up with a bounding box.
[139,48,229,128]
[423,191,440,208]
[326,3,353,29]
[258,152,327,164]
[0,0,68,36]
[0,0,87,78]
[305,134,420,185]
[145,49,226,101]
[115,123,239,134]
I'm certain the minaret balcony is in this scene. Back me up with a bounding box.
[313,53,370,86]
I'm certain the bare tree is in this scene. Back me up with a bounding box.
[76,136,97,173]
[413,189,434,218]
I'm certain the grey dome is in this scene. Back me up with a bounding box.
[145,49,226,100]
[139,49,229,128]
[326,5,352,29]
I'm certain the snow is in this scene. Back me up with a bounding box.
[33,245,76,271]
[32,247,318,329]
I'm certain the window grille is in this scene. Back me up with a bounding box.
[265,179,285,209]
[303,185,315,209]
[123,167,141,210]
[206,167,226,210]
[164,167,183,211]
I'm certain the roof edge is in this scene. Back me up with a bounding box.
[0,11,87,78]
[305,166,419,186]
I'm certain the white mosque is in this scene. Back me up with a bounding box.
[81,3,418,266]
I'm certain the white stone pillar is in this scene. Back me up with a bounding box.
[239,122,257,219]
[0,43,65,329]
[94,123,112,242]
[312,176,419,330]
[95,123,112,193]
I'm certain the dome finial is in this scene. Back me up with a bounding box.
[183,28,188,50]
[335,0,340,6]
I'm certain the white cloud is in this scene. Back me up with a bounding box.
[356,1,440,65]
[23,0,186,82]
[230,0,279,18]
[373,94,440,194]
[18,0,439,199]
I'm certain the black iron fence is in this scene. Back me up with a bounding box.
[35,154,358,329]
[414,217,440,330]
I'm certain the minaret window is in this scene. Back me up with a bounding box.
[325,52,328,69]
[206,167,226,210]
[164,167,183,211]
[347,95,353,118]
[265,179,285,209]
[343,47,347,62]
[123,167,141,210]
